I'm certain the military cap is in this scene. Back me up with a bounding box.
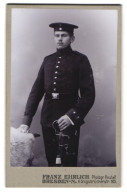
[49,22,78,35]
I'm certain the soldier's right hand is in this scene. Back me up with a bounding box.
[17,124,29,133]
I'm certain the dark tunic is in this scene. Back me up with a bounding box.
[23,46,95,166]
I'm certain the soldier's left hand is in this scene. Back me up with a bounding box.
[58,115,71,131]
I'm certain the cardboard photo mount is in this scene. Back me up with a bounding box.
[6,4,121,187]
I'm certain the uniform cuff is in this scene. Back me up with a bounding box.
[22,115,32,127]
[66,108,84,126]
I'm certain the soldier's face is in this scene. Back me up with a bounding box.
[54,31,75,50]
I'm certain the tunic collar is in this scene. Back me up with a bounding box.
[57,46,72,57]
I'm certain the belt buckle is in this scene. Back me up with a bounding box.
[52,93,59,99]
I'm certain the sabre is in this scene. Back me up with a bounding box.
[52,120,70,166]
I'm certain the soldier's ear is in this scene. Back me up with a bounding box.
[71,36,75,43]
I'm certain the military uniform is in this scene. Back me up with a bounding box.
[22,23,95,167]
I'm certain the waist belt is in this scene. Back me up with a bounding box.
[45,93,78,100]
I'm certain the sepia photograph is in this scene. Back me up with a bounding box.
[6,4,121,187]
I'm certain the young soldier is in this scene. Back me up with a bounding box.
[19,22,95,166]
